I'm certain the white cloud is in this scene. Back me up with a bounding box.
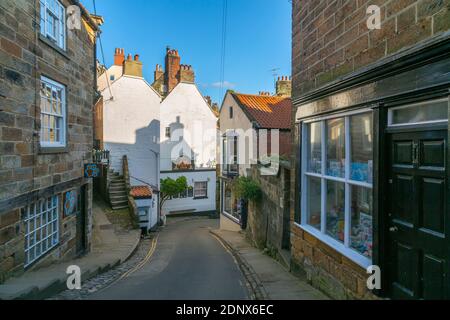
[210,81,236,89]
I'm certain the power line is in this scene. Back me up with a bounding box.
[92,0,113,100]
[219,0,228,102]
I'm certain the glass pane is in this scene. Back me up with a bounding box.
[326,118,345,178]
[350,186,373,258]
[350,113,373,183]
[306,176,321,230]
[391,100,448,125]
[325,180,345,243]
[307,122,322,173]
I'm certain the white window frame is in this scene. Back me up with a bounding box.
[299,108,373,268]
[194,181,208,198]
[40,0,66,50]
[40,76,66,148]
[387,98,449,127]
[23,195,60,267]
[221,180,240,223]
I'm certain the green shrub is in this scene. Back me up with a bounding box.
[232,176,262,202]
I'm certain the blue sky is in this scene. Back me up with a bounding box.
[85,0,292,105]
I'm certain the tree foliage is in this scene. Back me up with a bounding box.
[232,176,262,202]
[160,176,188,212]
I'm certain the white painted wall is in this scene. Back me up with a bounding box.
[159,83,218,214]
[101,75,161,188]
[161,170,216,215]
[219,92,256,176]
[136,195,158,231]
[160,83,217,171]
[98,65,123,92]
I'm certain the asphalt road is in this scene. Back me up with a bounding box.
[89,218,249,300]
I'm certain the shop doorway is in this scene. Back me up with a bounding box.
[387,129,448,299]
[76,186,87,255]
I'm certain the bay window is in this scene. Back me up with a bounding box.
[301,110,373,267]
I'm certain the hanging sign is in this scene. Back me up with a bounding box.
[84,163,101,178]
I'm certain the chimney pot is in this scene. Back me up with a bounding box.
[134,54,139,61]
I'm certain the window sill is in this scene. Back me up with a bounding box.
[221,212,240,224]
[193,196,208,200]
[39,145,69,154]
[295,222,372,269]
[39,34,69,60]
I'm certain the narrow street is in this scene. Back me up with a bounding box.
[88,218,249,300]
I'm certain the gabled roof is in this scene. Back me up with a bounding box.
[131,186,153,199]
[230,92,292,129]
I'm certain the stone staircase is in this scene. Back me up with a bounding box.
[108,169,129,210]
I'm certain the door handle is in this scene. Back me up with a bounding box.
[389,226,398,232]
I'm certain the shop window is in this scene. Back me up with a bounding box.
[23,195,59,267]
[306,176,321,230]
[388,99,448,126]
[307,122,322,174]
[326,118,345,178]
[301,110,373,267]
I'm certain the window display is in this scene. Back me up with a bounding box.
[326,180,345,243]
[350,186,373,258]
[223,181,240,221]
[302,110,373,267]
[326,118,345,178]
[307,122,322,174]
[306,176,321,230]
[350,113,373,183]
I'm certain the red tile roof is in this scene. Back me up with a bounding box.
[232,93,292,129]
[130,185,153,199]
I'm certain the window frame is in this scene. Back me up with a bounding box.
[193,181,208,199]
[165,127,171,139]
[40,76,67,148]
[229,106,233,119]
[39,0,66,50]
[23,195,60,268]
[299,108,373,268]
[387,98,449,127]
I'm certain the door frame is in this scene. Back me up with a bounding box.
[378,108,450,299]
[374,93,450,299]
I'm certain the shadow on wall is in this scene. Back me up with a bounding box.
[105,119,160,188]
[160,117,200,170]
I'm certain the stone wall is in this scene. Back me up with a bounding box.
[246,163,291,261]
[0,0,97,282]
[292,0,450,97]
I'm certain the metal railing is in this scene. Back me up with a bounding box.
[93,149,110,165]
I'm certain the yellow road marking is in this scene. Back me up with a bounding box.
[119,234,159,280]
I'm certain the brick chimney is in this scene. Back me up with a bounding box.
[123,53,143,77]
[276,76,292,97]
[204,96,212,106]
[154,64,164,82]
[180,64,195,83]
[165,47,181,93]
[114,48,125,66]
[258,91,271,96]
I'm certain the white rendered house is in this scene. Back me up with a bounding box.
[99,49,161,229]
[160,82,218,215]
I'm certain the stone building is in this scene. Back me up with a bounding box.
[291,0,450,299]
[219,79,292,232]
[0,0,101,283]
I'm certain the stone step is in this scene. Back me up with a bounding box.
[109,176,124,181]
[109,186,126,191]
[108,189,127,196]
[110,195,128,201]
[111,204,129,210]
[110,198,128,205]
[109,183,125,188]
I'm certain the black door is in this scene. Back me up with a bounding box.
[388,130,448,299]
[76,187,87,255]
